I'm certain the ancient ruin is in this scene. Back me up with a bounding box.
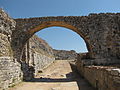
[0,8,120,90]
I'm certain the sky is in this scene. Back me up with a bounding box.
[0,0,120,53]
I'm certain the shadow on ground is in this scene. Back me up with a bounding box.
[28,72,75,82]
[26,62,96,90]
[69,63,96,90]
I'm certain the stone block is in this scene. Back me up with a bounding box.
[111,69,120,76]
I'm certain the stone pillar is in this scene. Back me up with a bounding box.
[28,40,34,66]
[21,44,28,62]
[26,41,30,64]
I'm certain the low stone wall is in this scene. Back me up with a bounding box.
[53,49,77,60]
[76,59,120,90]
[0,57,22,89]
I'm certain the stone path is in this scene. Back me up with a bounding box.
[9,60,96,90]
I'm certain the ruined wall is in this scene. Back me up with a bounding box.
[0,9,56,89]
[0,57,23,89]
[76,53,120,90]
[29,35,55,76]
[22,35,55,77]
[0,9,23,89]
[14,14,120,64]
[0,8,120,90]
[53,49,77,60]
[76,59,120,90]
[0,9,15,57]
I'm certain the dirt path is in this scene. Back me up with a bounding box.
[9,60,95,90]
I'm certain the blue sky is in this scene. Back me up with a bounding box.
[0,0,120,52]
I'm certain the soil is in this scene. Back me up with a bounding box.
[9,60,96,90]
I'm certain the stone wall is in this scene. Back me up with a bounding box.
[76,56,120,90]
[14,14,120,64]
[53,49,77,60]
[0,9,55,89]
[0,9,15,57]
[0,8,120,90]
[0,57,23,89]
[17,35,55,80]
[28,35,55,76]
[0,9,23,89]
[21,35,55,78]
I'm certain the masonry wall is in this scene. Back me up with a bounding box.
[14,14,120,64]
[76,57,120,90]
[0,9,55,89]
[29,35,55,76]
[0,9,23,89]
[0,57,23,89]
[53,49,77,60]
[22,35,55,77]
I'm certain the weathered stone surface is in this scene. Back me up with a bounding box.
[0,9,15,57]
[0,57,22,89]
[53,49,77,60]
[0,33,13,57]
[0,8,120,90]
[29,35,55,76]
[20,35,55,80]
[0,9,22,90]
[12,13,120,63]
[110,69,120,76]
[76,59,120,90]
[30,35,54,57]
[0,8,15,35]
[0,9,55,89]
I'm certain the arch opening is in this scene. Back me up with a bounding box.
[13,20,93,81]
[13,20,93,62]
[35,27,88,53]
[26,21,92,55]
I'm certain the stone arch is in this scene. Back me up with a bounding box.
[12,19,93,61]
[11,14,120,64]
[27,21,91,53]
[11,19,94,80]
